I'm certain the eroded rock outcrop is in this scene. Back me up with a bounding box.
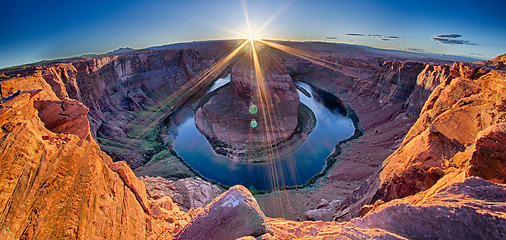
[34,98,92,141]
[468,123,506,183]
[0,91,148,239]
[328,60,505,222]
[355,177,506,240]
[141,176,222,212]
[175,185,271,240]
[0,90,191,240]
[477,53,506,70]
[374,65,504,202]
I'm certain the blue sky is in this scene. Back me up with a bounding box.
[1,0,505,68]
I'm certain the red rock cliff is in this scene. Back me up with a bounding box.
[373,62,504,202]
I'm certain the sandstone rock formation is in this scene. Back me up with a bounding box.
[1,47,216,168]
[374,63,503,202]
[326,60,505,223]
[194,54,300,156]
[0,90,189,239]
[34,98,93,141]
[355,60,452,117]
[477,53,506,70]
[175,185,271,240]
[141,176,222,212]
[355,176,506,240]
[468,123,506,182]
[256,176,506,239]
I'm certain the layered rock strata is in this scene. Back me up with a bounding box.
[0,48,215,168]
[0,91,190,239]
[194,60,300,160]
[374,63,504,202]
[329,62,505,222]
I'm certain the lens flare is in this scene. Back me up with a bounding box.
[123,0,405,212]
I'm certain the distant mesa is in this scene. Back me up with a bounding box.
[107,47,136,55]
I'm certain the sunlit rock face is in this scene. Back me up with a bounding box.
[195,61,300,154]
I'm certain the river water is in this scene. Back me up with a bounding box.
[171,77,354,191]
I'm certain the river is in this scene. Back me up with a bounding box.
[171,77,355,191]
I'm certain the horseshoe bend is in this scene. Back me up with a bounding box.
[1,38,505,239]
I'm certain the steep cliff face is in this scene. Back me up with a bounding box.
[405,63,452,116]
[355,60,452,117]
[373,63,504,202]
[370,61,426,103]
[0,47,219,239]
[1,49,215,168]
[0,91,191,239]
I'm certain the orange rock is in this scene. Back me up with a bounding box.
[109,161,151,213]
[468,123,506,183]
[34,98,92,141]
[373,68,506,202]
[0,92,147,239]
[175,185,271,240]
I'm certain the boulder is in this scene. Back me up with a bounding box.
[175,185,270,240]
[304,200,341,221]
[141,176,222,212]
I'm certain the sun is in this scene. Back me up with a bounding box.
[248,34,256,42]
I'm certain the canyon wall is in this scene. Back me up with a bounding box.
[352,60,453,117]
[1,43,505,239]
[1,48,215,168]
[373,63,505,201]
[0,47,221,239]
[330,61,506,223]
[0,91,192,239]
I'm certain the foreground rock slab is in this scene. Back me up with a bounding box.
[355,177,506,240]
[175,185,270,240]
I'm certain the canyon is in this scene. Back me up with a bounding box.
[0,40,505,239]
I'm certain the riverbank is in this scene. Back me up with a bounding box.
[255,75,417,220]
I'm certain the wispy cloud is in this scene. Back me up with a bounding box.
[434,34,462,38]
[342,33,365,37]
[431,34,476,45]
[325,36,338,40]
[342,33,403,41]
[431,37,476,45]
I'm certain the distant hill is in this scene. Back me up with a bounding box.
[107,47,135,55]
